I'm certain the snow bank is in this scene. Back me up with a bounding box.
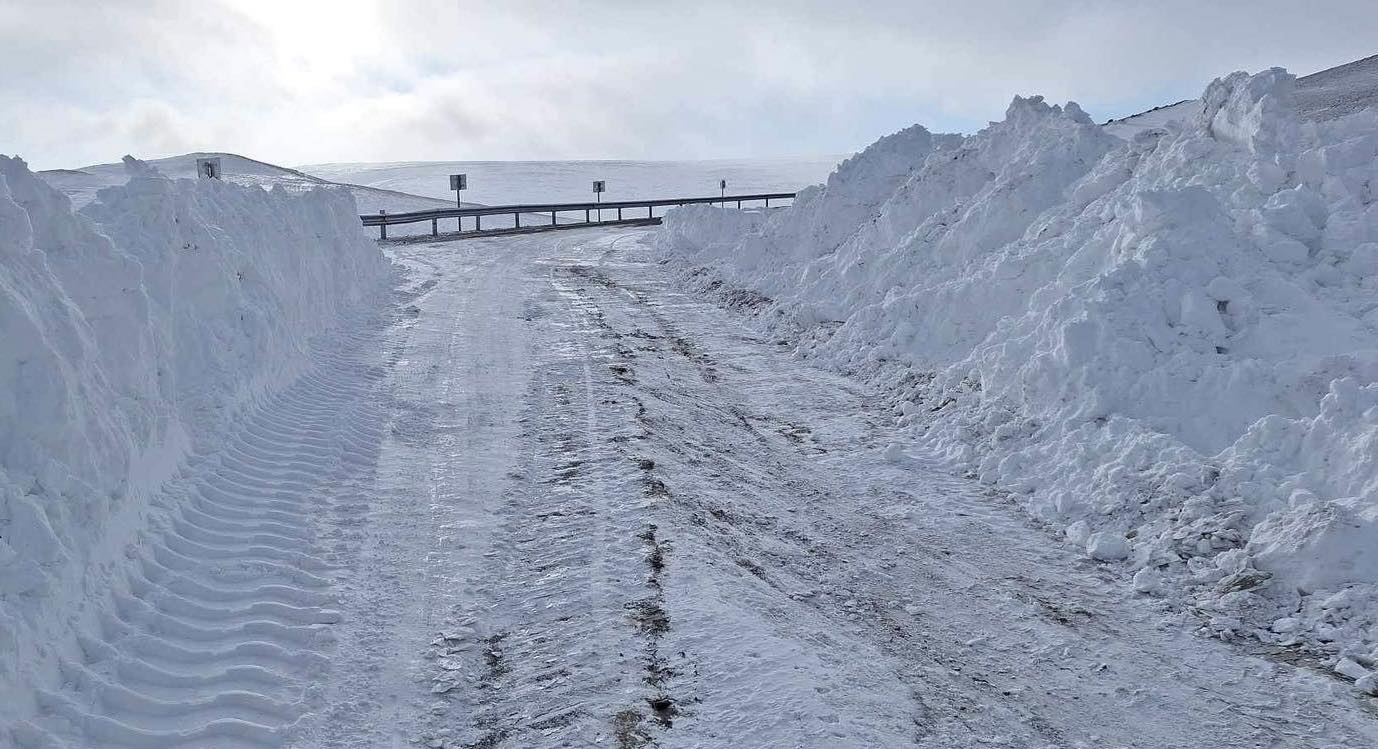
[657,68,1378,685]
[0,155,387,685]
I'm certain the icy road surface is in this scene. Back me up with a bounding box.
[39,226,1377,748]
[293,226,1377,749]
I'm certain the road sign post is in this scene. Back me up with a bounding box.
[449,173,467,209]
[720,179,726,202]
[593,180,605,222]
[196,157,222,180]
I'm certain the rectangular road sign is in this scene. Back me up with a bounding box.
[592,180,605,194]
[450,174,467,191]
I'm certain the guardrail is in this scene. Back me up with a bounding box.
[358,192,796,240]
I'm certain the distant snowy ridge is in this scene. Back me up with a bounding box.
[657,67,1378,690]
[0,156,389,718]
[38,151,454,215]
[1103,53,1378,139]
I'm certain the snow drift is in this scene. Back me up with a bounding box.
[0,156,387,693]
[657,68,1378,686]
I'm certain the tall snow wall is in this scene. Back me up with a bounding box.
[0,156,388,674]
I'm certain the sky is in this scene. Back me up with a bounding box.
[2,0,1375,171]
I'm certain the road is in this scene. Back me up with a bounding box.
[23,226,1378,749]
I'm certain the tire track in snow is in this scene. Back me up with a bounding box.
[13,306,390,749]
[411,249,662,748]
[579,234,1378,748]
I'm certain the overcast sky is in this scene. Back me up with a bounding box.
[2,0,1375,170]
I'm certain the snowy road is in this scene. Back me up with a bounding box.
[300,225,1378,749]
[27,226,1377,748]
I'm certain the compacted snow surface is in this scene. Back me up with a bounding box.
[658,66,1378,697]
[5,62,1378,749]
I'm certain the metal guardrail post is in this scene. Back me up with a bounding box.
[515,212,521,229]
[379,210,387,240]
[551,211,556,225]
[617,207,622,220]
[476,215,481,231]
[431,218,438,236]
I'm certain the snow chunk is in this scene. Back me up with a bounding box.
[882,442,907,463]
[1334,657,1371,681]
[1132,567,1164,594]
[1197,67,1299,154]
[1249,499,1378,594]
[1087,531,1132,561]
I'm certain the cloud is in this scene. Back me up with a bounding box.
[1,0,1374,169]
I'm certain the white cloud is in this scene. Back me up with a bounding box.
[1,0,1374,169]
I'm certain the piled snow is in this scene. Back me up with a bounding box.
[1103,99,1202,140]
[0,155,387,689]
[657,67,1378,687]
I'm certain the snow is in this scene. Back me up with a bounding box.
[38,153,597,238]
[1103,99,1202,140]
[0,154,387,733]
[655,66,1378,685]
[7,50,1378,747]
[40,154,837,242]
[1295,54,1378,122]
[5,194,1376,745]
[38,151,453,215]
[351,230,1378,747]
[1102,53,1378,140]
[1086,531,1132,562]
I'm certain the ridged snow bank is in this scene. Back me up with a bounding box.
[658,69,1378,688]
[0,156,387,650]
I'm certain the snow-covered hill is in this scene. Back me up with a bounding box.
[657,66,1378,691]
[1294,53,1378,121]
[1104,53,1378,138]
[38,152,452,215]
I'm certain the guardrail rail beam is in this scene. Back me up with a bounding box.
[360,192,795,242]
